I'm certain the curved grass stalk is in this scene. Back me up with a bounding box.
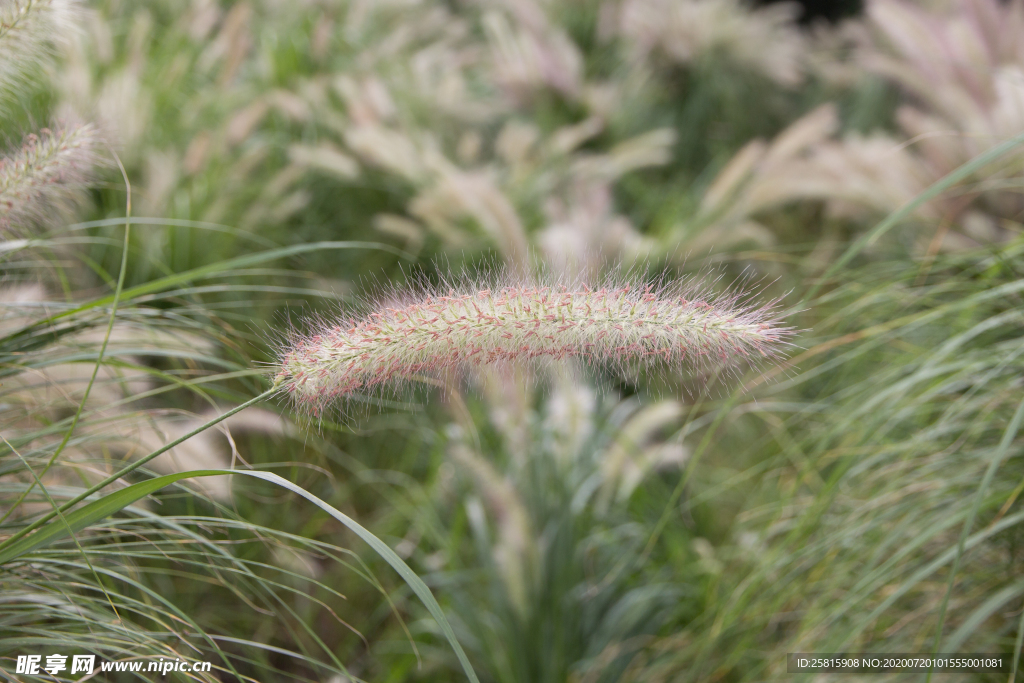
[0,468,481,683]
[0,241,413,349]
[0,387,279,553]
[0,150,131,525]
[926,395,1024,682]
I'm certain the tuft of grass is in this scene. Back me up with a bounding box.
[632,236,1024,681]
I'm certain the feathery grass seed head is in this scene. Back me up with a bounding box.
[0,0,79,95]
[0,123,99,231]
[276,275,793,414]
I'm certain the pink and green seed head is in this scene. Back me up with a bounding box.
[276,278,792,413]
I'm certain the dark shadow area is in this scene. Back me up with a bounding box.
[757,0,863,23]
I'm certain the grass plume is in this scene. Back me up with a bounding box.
[277,275,792,414]
[0,0,78,94]
[0,123,99,231]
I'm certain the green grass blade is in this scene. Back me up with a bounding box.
[0,469,481,683]
[1,240,413,345]
[1013,598,1024,683]
[940,577,1024,654]
[927,395,1024,681]
[0,389,279,552]
[0,153,134,526]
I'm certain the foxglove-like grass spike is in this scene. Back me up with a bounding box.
[277,276,793,414]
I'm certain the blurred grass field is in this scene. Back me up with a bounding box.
[2,0,1023,681]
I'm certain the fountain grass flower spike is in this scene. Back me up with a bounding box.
[276,275,793,414]
[0,123,99,231]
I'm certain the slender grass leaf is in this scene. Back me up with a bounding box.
[0,469,481,683]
